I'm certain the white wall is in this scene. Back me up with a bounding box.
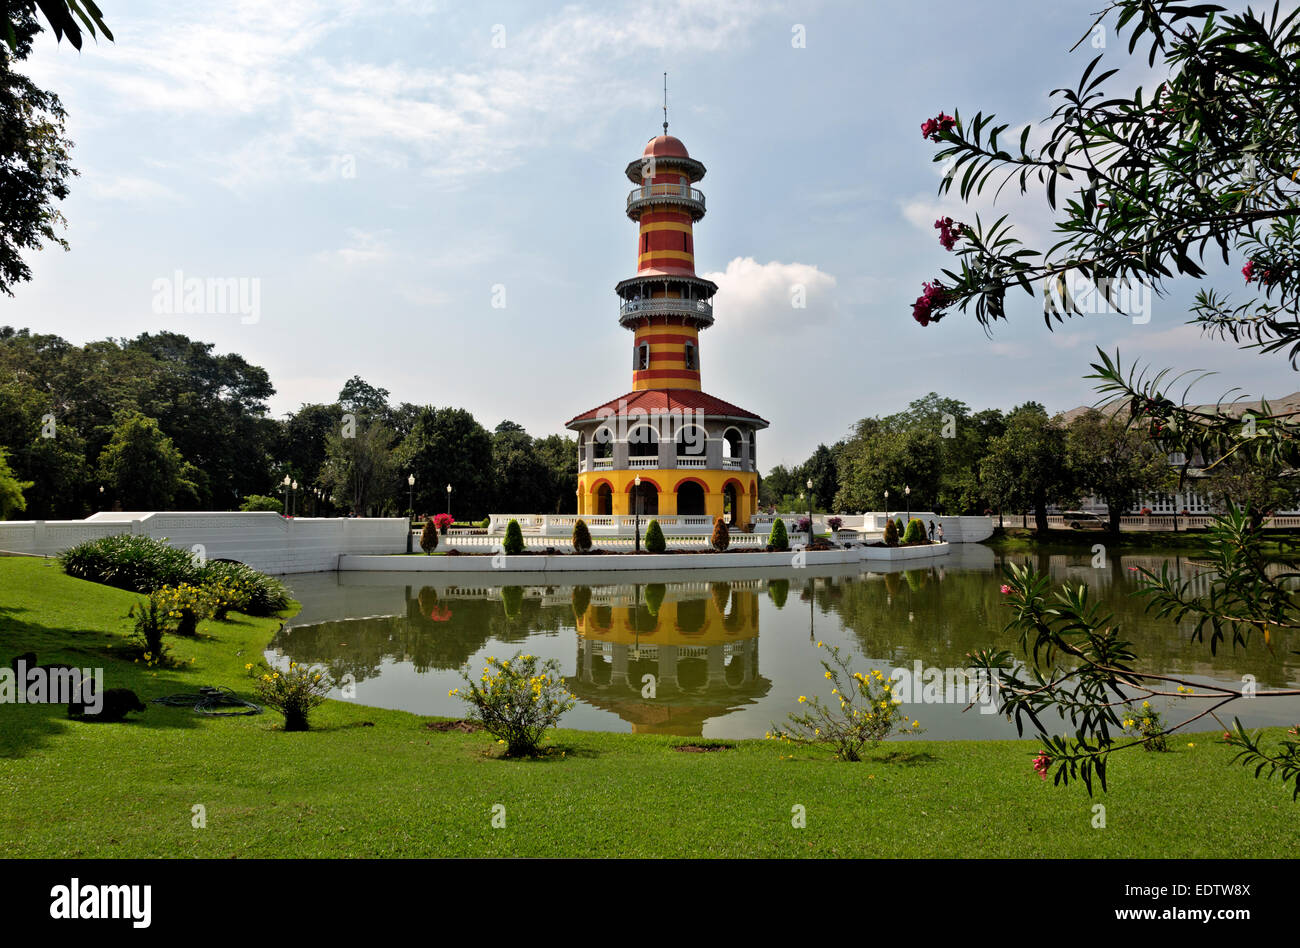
[0,512,407,575]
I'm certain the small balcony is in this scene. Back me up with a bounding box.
[627,184,706,220]
[619,296,714,327]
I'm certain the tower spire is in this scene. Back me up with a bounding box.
[663,72,668,136]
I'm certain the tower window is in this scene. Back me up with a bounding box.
[635,342,649,370]
[684,342,697,370]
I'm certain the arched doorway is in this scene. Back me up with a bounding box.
[677,480,706,516]
[723,482,740,523]
[595,483,613,515]
[631,481,658,515]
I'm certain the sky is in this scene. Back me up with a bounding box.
[9,0,1300,470]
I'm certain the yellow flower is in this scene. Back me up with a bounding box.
[1187,742,1196,748]
[244,663,253,670]
[911,720,918,727]
[824,671,832,680]
[798,696,807,704]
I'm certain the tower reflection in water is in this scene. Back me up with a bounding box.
[568,581,771,735]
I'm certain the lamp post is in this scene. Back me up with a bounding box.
[634,475,642,552]
[406,474,415,553]
[282,475,290,516]
[806,477,814,544]
[446,483,452,518]
[291,480,298,517]
[98,485,104,511]
[884,489,889,523]
[905,485,911,523]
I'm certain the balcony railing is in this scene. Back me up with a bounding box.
[628,456,658,468]
[676,456,707,468]
[626,184,706,217]
[722,457,743,470]
[619,297,713,320]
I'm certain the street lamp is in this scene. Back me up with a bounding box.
[446,483,452,517]
[634,475,642,553]
[406,474,416,553]
[291,480,298,517]
[282,475,291,516]
[806,477,814,543]
[905,485,911,523]
[98,485,104,511]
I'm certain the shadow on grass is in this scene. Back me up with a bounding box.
[871,750,941,766]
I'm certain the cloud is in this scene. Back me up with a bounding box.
[700,257,837,327]
[319,228,392,266]
[83,174,182,203]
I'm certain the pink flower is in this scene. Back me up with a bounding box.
[934,216,964,251]
[1242,260,1254,283]
[1000,584,1011,595]
[1032,752,1051,780]
[912,280,950,326]
[921,113,957,141]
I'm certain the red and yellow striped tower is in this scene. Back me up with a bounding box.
[567,97,768,528]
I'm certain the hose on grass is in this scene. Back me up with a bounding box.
[151,686,263,716]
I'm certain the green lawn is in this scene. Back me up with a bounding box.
[1,556,1296,858]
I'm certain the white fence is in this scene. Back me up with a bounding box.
[0,512,407,575]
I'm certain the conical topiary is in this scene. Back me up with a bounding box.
[883,518,899,547]
[503,519,525,555]
[572,518,592,553]
[768,578,790,608]
[420,520,438,553]
[711,516,730,552]
[643,519,666,553]
[768,518,789,551]
[903,517,927,544]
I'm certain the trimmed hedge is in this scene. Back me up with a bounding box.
[503,519,525,555]
[883,519,899,547]
[644,520,666,553]
[903,518,928,544]
[768,519,789,551]
[711,516,730,552]
[572,518,593,552]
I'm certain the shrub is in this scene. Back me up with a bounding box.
[59,534,196,593]
[768,578,789,608]
[433,512,454,533]
[451,652,577,756]
[895,518,905,537]
[643,519,666,553]
[239,494,283,513]
[797,516,811,534]
[711,516,730,551]
[827,516,843,532]
[126,596,170,666]
[249,660,332,731]
[1123,700,1170,752]
[571,585,592,618]
[768,518,789,551]
[503,519,525,555]
[572,518,593,552]
[882,518,899,547]
[903,518,927,544]
[420,520,439,553]
[197,561,290,616]
[152,583,213,636]
[767,642,923,761]
[203,571,253,620]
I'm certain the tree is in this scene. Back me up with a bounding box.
[502,519,524,555]
[393,407,494,520]
[0,446,31,517]
[927,1,1300,798]
[1067,409,1173,531]
[96,413,197,510]
[834,424,942,514]
[981,404,1072,534]
[768,518,788,551]
[710,515,730,551]
[5,2,111,52]
[803,444,839,513]
[1200,451,1300,528]
[491,420,551,514]
[572,518,592,553]
[0,11,76,296]
[643,519,666,553]
[239,494,283,513]
[320,420,395,516]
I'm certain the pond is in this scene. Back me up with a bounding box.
[270,544,1300,740]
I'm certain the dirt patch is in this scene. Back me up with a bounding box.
[672,743,733,753]
[424,719,483,733]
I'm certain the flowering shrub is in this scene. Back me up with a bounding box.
[934,216,964,250]
[204,574,254,619]
[827,516,842,532]
[432,512,454,533]
[1122,700,1169,752]
[451,652,576,756]
[912,280,950,326]
[1033,751,1052,780]
[920,112,956,141]
[767,642,922,761]
[248,660,332,731]
[153,583,214,636]
[797,516,811,534]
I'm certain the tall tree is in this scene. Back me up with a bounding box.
[980,404,1072,533]
[0,446,31,518]
[96,412,197,510]
[1066,409,1173,532]
[393,408,494,521]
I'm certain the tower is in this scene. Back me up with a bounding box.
[567,103,768,528]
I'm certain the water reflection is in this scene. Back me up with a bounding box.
[271,548,1299,739]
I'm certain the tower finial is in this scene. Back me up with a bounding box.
[663,72,668,136]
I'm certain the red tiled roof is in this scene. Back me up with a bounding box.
[566,389,769,428]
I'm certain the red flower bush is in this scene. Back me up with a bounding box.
[1032,752,1051,780]
[432,512,454,532]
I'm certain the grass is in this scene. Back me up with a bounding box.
[2,556,1297,858]
[985,526,1299,556]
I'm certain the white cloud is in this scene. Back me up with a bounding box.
[83,174,182,203]
[701,256,837,327]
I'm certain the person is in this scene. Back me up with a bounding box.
[936,522,944,543]
[928,519,935,542]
